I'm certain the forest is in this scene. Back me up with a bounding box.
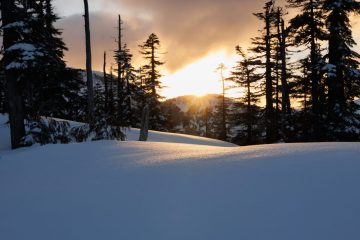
[1,0,360,149]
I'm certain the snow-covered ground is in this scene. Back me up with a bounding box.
[0,114,234,151]
[1,114,360,240]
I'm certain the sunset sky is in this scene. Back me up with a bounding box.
[53,0,360,99]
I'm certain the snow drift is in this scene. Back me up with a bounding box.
[1,140,360,240]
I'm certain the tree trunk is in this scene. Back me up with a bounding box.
[246,72,252,144]
[139,105,149,141]
[221,67,227,141]
[117,14,123,126]
[83,0,94,124]
[2,0,26,149]
[103,51,108,110]
[309,0,321,140]
[265,6,275,143]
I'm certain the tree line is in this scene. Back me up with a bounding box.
[174,0,360,145]
[1,0,360,149]
[222,0,360,145]
[0,0,165,149]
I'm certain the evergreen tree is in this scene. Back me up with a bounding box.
[288,0,327,140]
[91,82,125,141]
[33,0,83,121]
[114,43,135,127]
[210,95,232,141]
[276,8,292,133]
[1,0,46,148]
[323,0,360,140]
[291,58,314,141]
[139,33,165,130]
[251,0,277,143]
[131,66,148,128]
[230,46,263,145]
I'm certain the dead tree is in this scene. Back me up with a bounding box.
[83,0,94,124]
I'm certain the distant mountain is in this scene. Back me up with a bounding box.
[165,94,225,113]
[78,69,106,87]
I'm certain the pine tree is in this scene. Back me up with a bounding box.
[275,8,291,131]
[33,0,82,121]
[323,0,360,140]
[251,0,277,143]
[1,0,44,148]
[92,82,125,141]
[287,0,327,140]
[131,66,148,128]
[291,58,314,141]
[114,43,135,127]
[230,46,263,145]
[138,33,165,130]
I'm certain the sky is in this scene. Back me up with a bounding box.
[53,0,360,99]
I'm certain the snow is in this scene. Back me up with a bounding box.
[5,43,44,70]
[322,63,337,77]
[125,128,235,147]
[1,140,360,240]
[0,114,234,151]
[2,21,26,29]
[1,114,360,240]
[6,43,36,52]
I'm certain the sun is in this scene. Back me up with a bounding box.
[160,51,238,99]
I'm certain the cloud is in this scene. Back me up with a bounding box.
[57,12,152,72]
[56,0,278,72]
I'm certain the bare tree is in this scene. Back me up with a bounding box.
[83,0,94,123]
[216,63,227,141]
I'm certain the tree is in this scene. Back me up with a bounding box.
[230,46,263,145]
[83,0,94,124]
[103,51,109,110]
[215,63,228,141]
[114,14,124,127]
[32,0,82,121]
[139,33,165,130]
[288,0,327,140]
[251,0,277,143]
[1,0,32,148]
[323,0,360,140]
[114,42,135,127]
[0,60,6,113]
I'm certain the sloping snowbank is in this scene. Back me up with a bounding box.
[125,128,235,147]
[1,141,360,240]
[0,114,235,151]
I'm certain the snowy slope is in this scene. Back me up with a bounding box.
[1,141,360,240]
[0,114,234,151]
[125,128,235,147]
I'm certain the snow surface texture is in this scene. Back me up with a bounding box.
[1,141,360,240]
[1,114,360,240]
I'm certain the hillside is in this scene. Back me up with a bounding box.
[165,94,222,112]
